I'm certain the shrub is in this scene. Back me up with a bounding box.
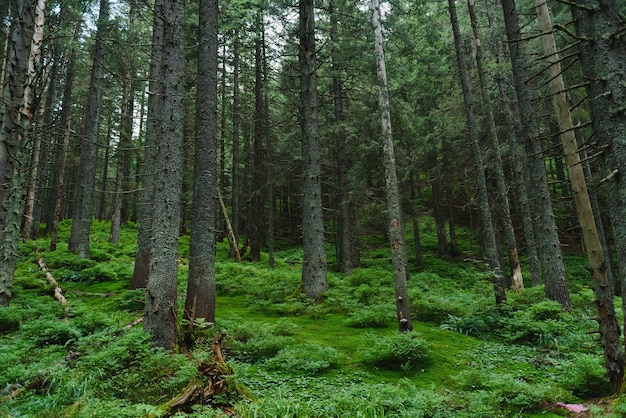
[265,343,341,374]
[560,353,611,397]
[361,332,431,371]
[346,304,394,328]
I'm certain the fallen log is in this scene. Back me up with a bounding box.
[36,256,68,304]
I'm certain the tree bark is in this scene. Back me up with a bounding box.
[0,0,39,306]
[184,0,218,325]
[467,0,523,291]
[330,0,354,274]
[67,0,109,258]
[570,0,626,392]
[144,0,185,350]
[500,0,571,309]
[132,0,163,289]
[230,31,241,260]
[448,0,507,305]
[371,0,413,332]
[299,0,328,300]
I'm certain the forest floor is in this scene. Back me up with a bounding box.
[0,218,624,417]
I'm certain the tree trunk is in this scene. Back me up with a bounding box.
[330,0,354,274]
[144,0,185,350]
[299,0,328,300]
[448,0,506,306]
[250,10,264,262]
[0,0,39,306]
[500,0,571,309]
[230,31,241,259]
[570,0,626,392]
[467,0,523,291]
[132,0,163,289]
[184,0,218,325]
[371,0,413,332]
[50,21,79,251]
[67,0,109,258]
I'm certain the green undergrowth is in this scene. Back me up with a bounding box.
[0,218,619,417]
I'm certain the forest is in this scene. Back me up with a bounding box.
[0,0,625,415]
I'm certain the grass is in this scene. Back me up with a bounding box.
[0,218,619,417]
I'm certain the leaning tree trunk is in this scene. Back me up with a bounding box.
[0,0,39,306]
[132,0,163,289]
[448,0,506,306]
[570,0,626,392]
[299,0,328,300]
[467,0,523,291]
[500,0,571,309]
[67,0,109,258]
[144,0,185,350]
[371,0,413,332]
[184,0,218,326]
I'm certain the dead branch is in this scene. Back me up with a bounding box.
[36,256,67,304]
[123,317,144,330]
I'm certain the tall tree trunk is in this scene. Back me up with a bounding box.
[67,0,109,258]
[570,0,626,392]
[230,31,241,259]
[184,0,218,325]
[263,29,275,268]
[97,120,112,221]
[144,0,185,350]
[50,20,80,251]
[467,0,523,291]
[448,0,507,305]
[299,0,328,300]
[500,0,571,309]
[21,0,47,239]
[431,175,448,257]
[371,0,413,332]
[496,74,542,286]
[132,0,163,289]
[0,0,39,306]
[410,173,423,271]
[330,0,354,274]
[250,11,264,262]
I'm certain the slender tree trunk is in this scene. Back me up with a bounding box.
[467,0,522,291]
[0,0,39,306]
[449,0,506,305]
[50,21,79,251]
[299,0,328,300]
[67,0,109,258]
[21,0,47,238]
[230,31,241,259]
[570,0,626,392]
[144,0,185,350]
[263,30,275,268]
[97,120,112,221]
[330,0,354,274]
[250,11,264,262]
[500,0,571,309]
[184,0,218,325]
[132,0,163,289]
[410,173,423,271]
[432,177,448,257]
[371,0,413,331]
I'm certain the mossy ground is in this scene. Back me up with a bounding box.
[0,219,621,417]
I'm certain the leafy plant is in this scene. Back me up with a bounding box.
[265,343,341,374]
[361,332,431,372]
